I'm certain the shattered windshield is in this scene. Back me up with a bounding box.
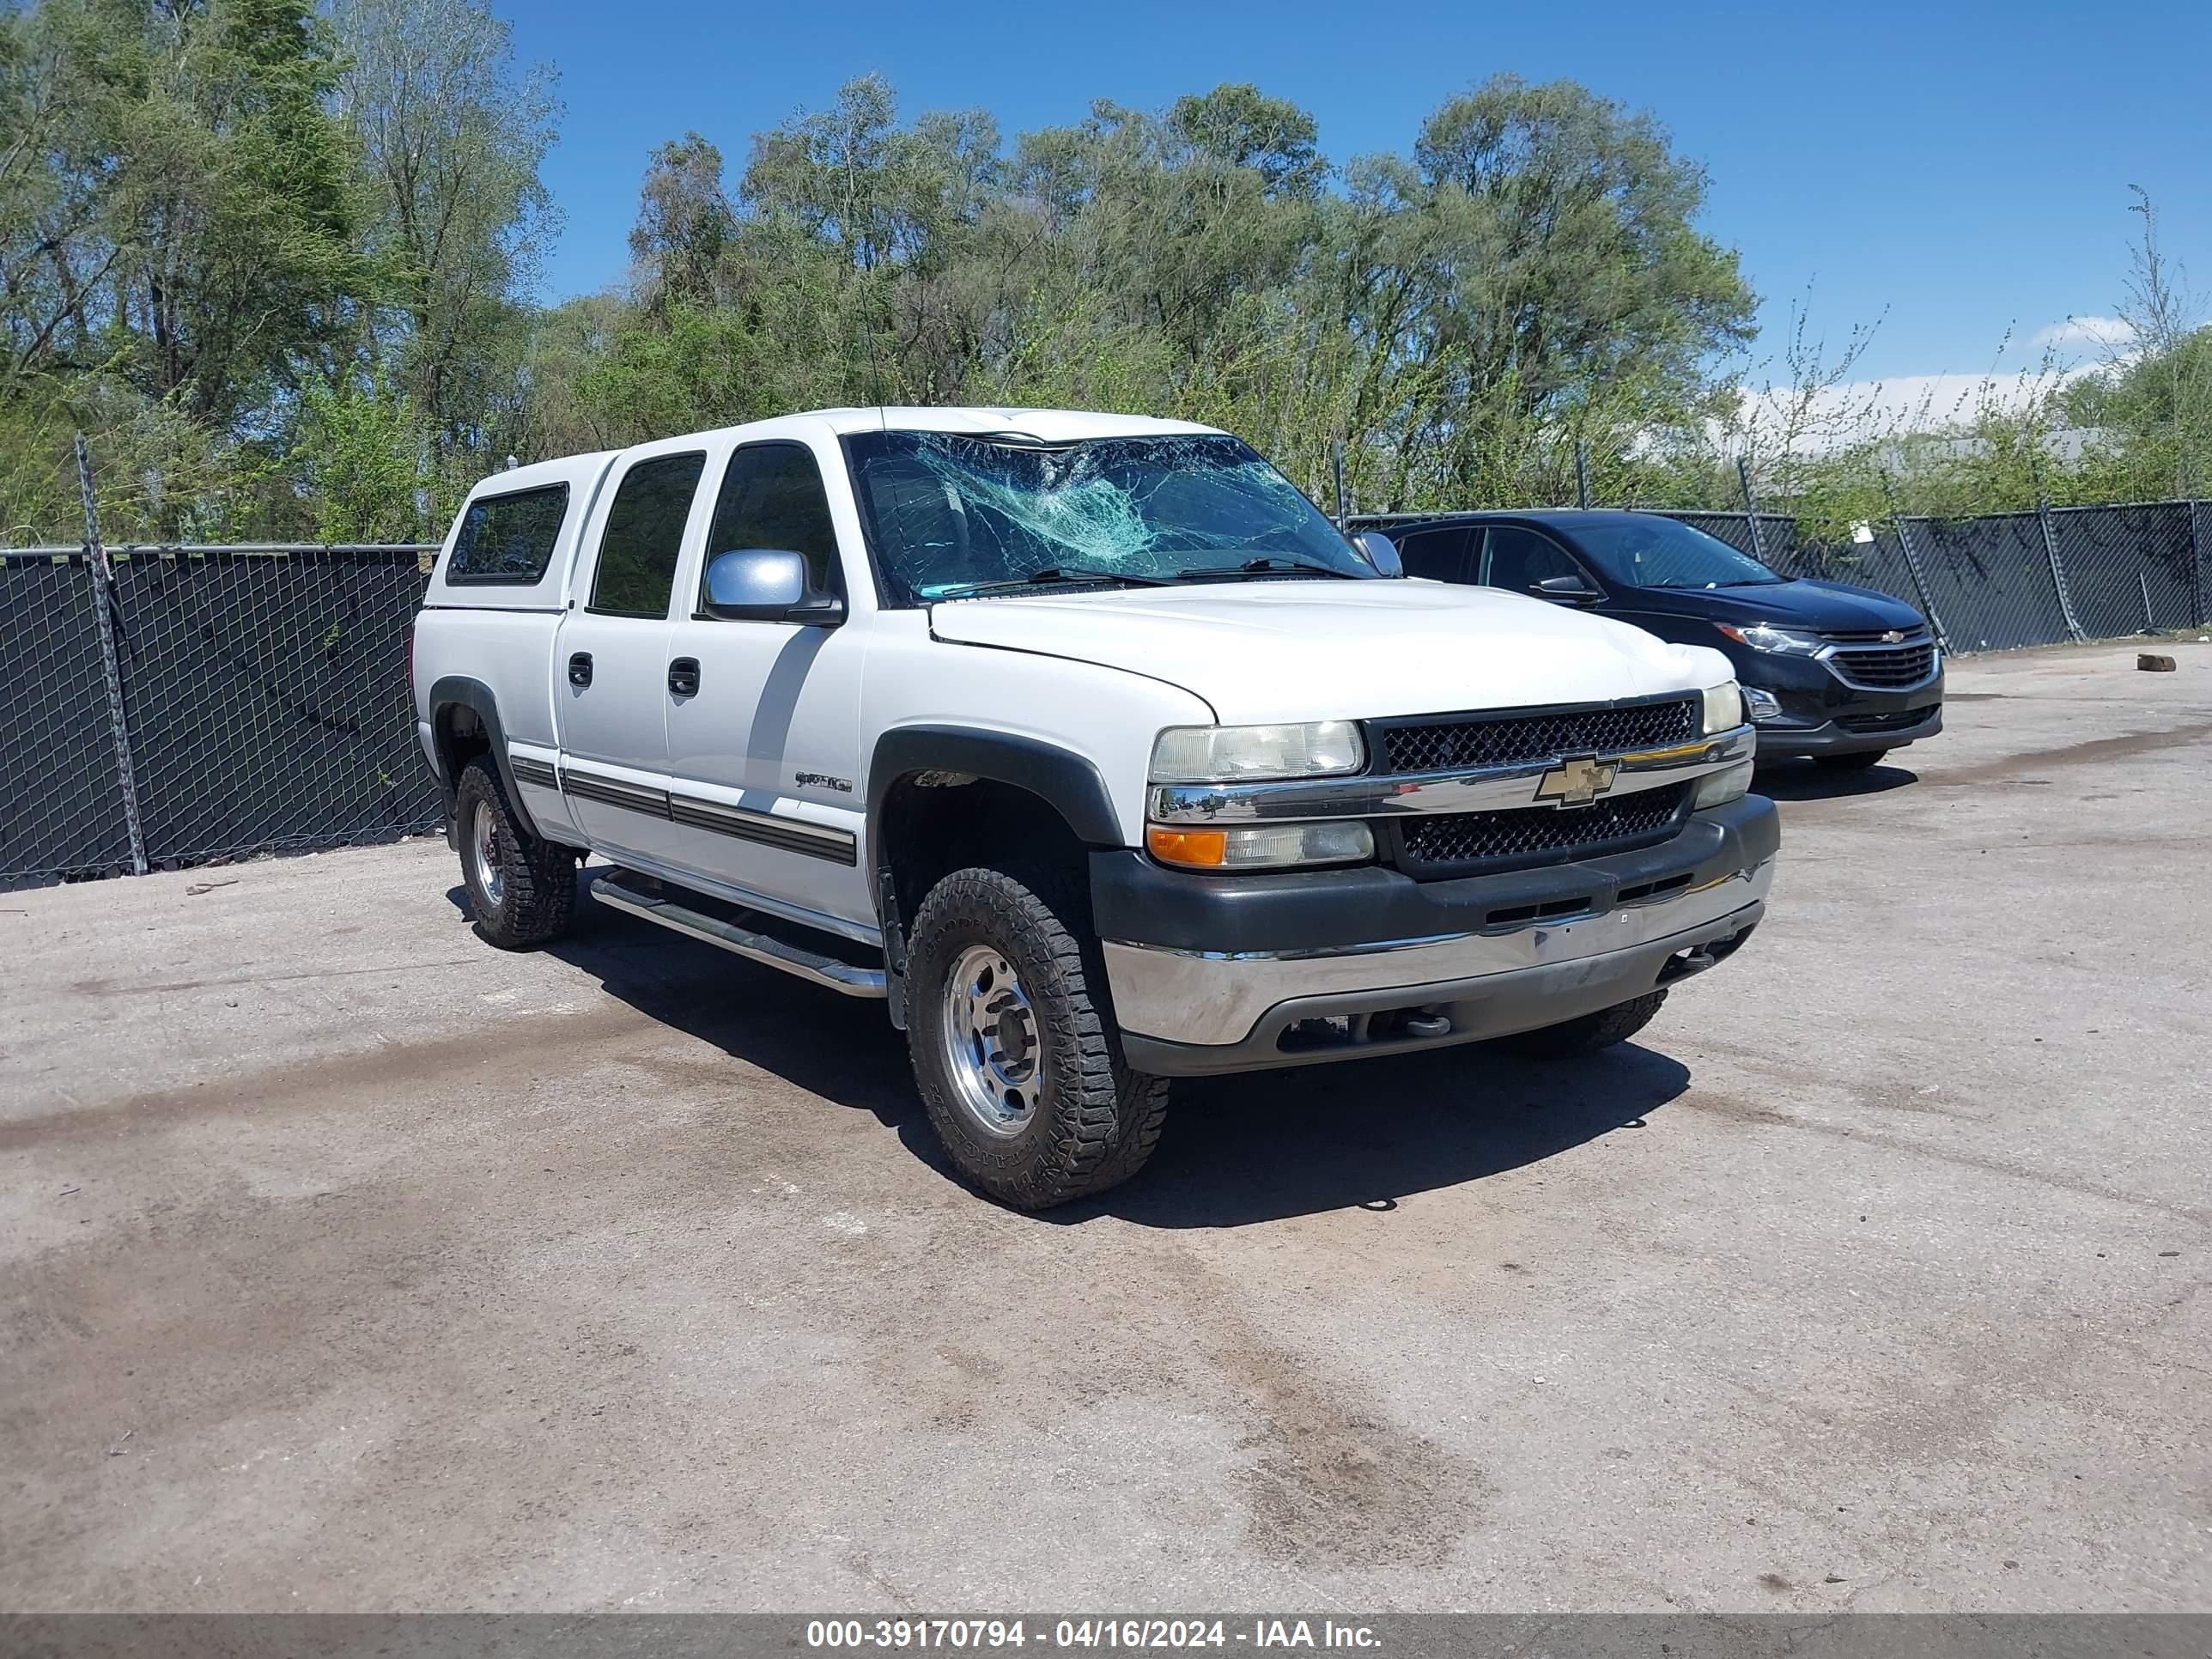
[1572,516,1786,589]
[842,429,1378,605]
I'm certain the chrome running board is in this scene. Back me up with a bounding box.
[588,872,886,999]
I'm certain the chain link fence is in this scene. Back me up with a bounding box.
[1658,500,2207,655]
[5,495,2209,889]
[3,544,440,888]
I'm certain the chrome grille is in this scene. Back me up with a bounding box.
[1392,783,1693,876]
[1374,696,1698,776]
[1824,635,1936,690]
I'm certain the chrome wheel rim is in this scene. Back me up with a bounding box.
[469,798,505,912]
[940,943,1041,1139]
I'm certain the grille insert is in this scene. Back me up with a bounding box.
[1826,640,1937,689]
[1394,783,1693,876]
[1837,707,1935,733]
[1376,696,1698,775]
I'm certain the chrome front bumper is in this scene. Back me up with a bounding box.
[1105,858,1772,1071]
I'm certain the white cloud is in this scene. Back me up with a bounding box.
[2033,314,2134,350]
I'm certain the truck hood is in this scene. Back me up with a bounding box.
[927,580,1732,724]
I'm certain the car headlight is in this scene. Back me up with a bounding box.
[1693,760,1754,810]
[1717,622,1825,657]
[1146,820,1375,871]
[1150,720,1364,783]
[1701,681,1744,734]
[1742,686,1782,722]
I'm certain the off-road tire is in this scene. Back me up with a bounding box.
[906,865,1170,1209]
[1493,988,1668,1059]
[1815,748,1888,771]
[455,757,575,950]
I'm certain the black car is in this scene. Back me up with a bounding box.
[1358,509,1943,769]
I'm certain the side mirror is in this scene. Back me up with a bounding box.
[1534,574,1600,603]
[702,549,844,625]
[1354,530,1403,578]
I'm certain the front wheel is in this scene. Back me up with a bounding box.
[1815,748,1888,771]
[1492,989,1667,1059]
[905,866,1169,1209]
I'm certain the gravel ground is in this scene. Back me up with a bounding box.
[2,638,2207,1613]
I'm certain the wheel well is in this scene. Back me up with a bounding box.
[434,702,490,797]
[877,775,1092,927]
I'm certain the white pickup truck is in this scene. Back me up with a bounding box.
[410,407,1777,1207]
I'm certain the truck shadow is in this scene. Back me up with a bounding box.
[1071,1043,1688,1228]
[472,872,1692,1227]
[1752,761,1918,801]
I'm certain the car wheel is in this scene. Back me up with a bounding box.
[905,865,1169,1209]
[1492,989,1668,1058]
[455,757,576,950]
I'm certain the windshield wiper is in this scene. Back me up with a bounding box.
[1173,556,1360,580]
[929,565,1176,599]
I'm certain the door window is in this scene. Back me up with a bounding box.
[1481,526,1587,593]
[1393,525,1474,582]
[447,484,568,584]
[702,442,842,603]
[588,452,707,617]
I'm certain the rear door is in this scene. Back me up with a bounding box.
[553,447,709,866]
[1393,523,1479,583]
[660,437,872,930]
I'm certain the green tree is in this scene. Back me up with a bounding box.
[330,0,560,459]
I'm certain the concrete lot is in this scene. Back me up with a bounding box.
[3,639,2208,1613]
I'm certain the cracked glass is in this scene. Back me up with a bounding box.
[843,430,1377,605]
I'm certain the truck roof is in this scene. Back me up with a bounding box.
[769,406,1222,441]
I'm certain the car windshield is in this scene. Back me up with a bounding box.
[843,429,1378,604]
[1570,516,1786,589]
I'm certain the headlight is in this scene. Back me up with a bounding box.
[1742,686,1782,722]
[1701,681,1744,734]
[1717,622,1825,657]
[1146,821,1374,871]
[1693,760,1754,810]
[1150,720,1364,783]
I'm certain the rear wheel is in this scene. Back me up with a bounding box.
[1493,989,1667,1059]
[1815,748,1888,771]
[455,757,575,950]
[906,865,1169,1209]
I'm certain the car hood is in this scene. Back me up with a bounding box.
[927,579,1733,724]
[1620,577,1928,633]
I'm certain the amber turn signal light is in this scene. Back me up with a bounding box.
[1146,825,1228,868]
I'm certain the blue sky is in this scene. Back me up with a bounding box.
[508,0,2209,399]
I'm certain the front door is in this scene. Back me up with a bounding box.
[554,447,708,868]
[661,439,872,933]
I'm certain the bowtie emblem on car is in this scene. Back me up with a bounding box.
[1534,755,1620,807]
[1882,629,1905,642]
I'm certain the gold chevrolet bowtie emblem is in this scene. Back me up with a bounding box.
[1534,755,1620,807]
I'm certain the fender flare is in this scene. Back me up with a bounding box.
[427,675,542,839]
[866,726,1124,866]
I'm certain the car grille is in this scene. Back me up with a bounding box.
[1374,696,1699,775]
[1823,635,1936,689]
[1837,707,1935,733]
[1391,783,1694,877]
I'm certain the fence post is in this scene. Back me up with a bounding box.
[1735,456,1768,563]
[2029,459,2087,641]
[75,434,149,876]
[2189,501,2207,628]
[1881,475,1951,649]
